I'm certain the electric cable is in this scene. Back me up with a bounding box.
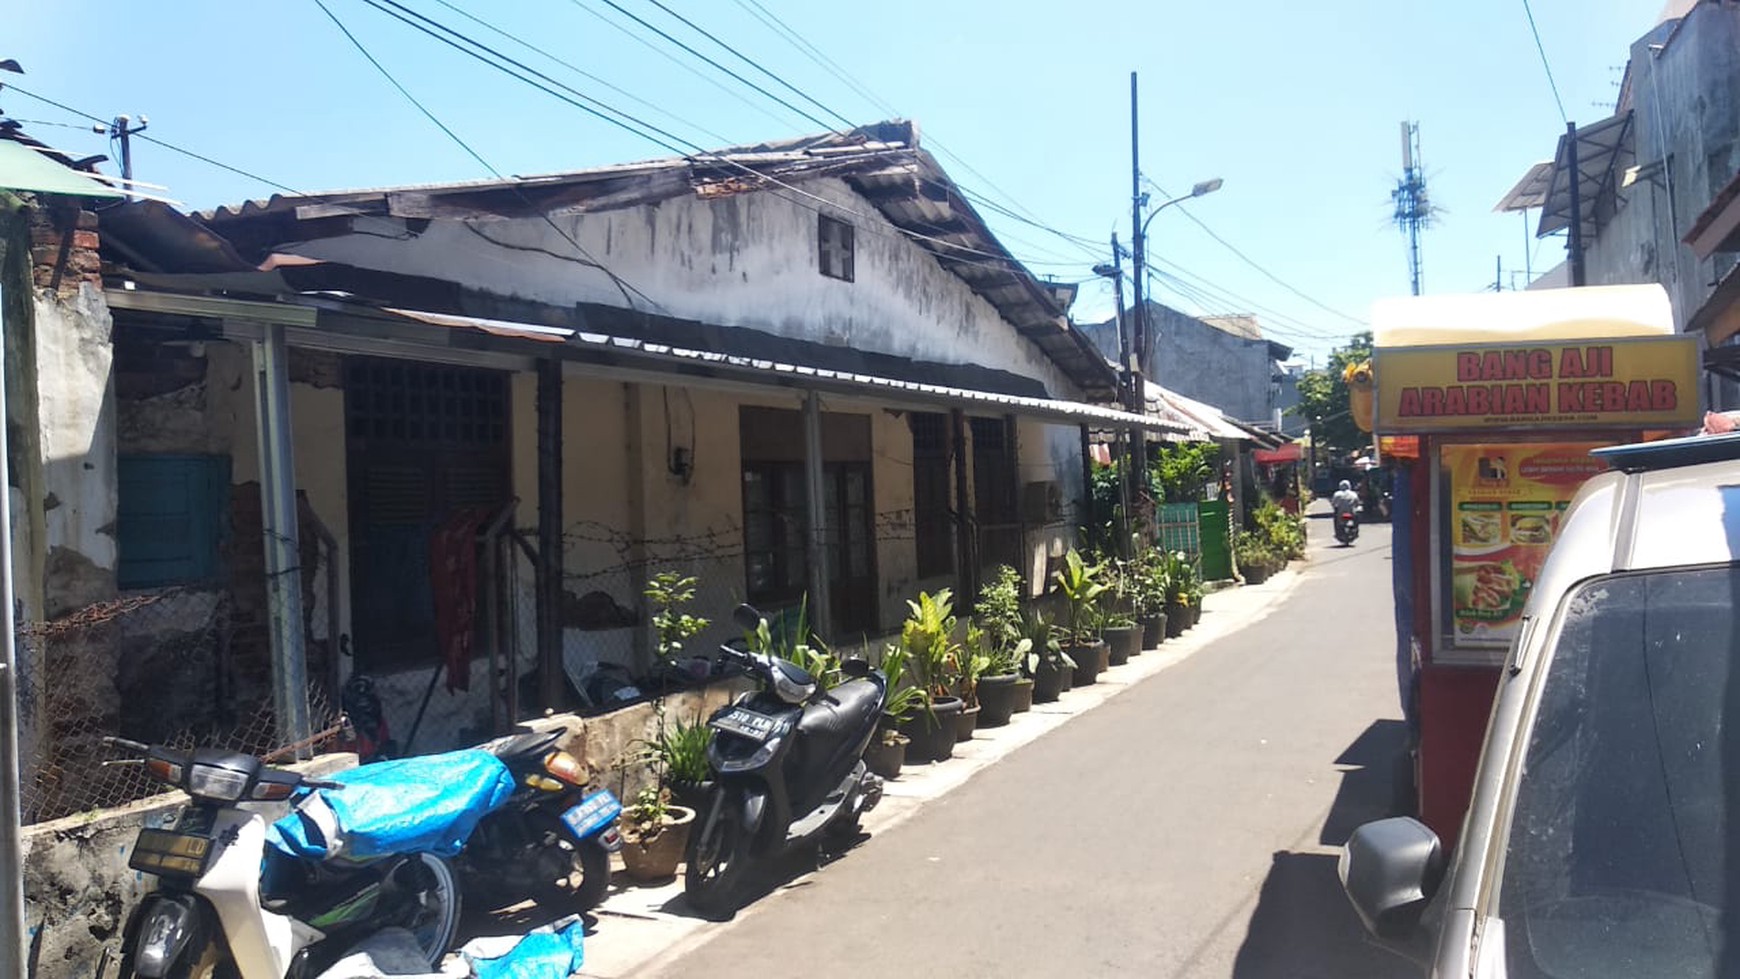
[634,0,857,131]
[1143,175,1367,327]
[586,0,840,134]
[316,0,653,309]
[427,0,735,145]
[1521,0,1569,124]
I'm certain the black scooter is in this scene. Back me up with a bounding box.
[683,605,887,917]
[1335,506,1361,545]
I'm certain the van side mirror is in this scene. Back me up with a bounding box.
[1340,817,1446,939]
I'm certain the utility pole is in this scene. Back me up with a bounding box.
[98,115,147,200]
[1128,72,1146,392]
[1392,122,1431,296]
[1565,121,1585,287]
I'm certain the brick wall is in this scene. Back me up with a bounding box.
[26,201,100,296]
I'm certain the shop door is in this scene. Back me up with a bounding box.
[345,358,510,670]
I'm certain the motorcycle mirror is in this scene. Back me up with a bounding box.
[733,604,763,631]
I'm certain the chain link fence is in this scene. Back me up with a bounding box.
[19,532,342,826]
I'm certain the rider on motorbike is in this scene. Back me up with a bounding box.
[1331,480,1361,519]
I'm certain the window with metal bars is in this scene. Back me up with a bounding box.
[972,416,1021,573]
[911,412,953,578]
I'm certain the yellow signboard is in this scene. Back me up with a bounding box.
[1374,335,1700,432]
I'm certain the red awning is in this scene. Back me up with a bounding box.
[1253,442,1303,465]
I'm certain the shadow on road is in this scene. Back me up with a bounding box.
[1230,719,1420,979]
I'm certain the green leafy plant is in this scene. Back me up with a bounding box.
[646,571,710,663]
[973,565,1026,672]
[1051,549,1108,644]
[1129,547,1172,619]
[657,719,712,786]
[1253,501,1307,561]
[741,595,843,687]
[901,588,960,699]
[878,642,925,724]
[621,784,672,843]
[957,624,992,708]
[1018,610,1073,675]
[1149,442,1217,504]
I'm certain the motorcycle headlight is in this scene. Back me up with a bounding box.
[186,764,250,803]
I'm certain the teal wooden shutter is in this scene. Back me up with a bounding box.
[116,455,230,589]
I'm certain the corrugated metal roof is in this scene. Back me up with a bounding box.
[383,306,1176,431]
[192,120,1119,399]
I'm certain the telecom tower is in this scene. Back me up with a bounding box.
[1392,121,1431,296]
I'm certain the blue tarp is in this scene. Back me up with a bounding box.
[268,749,516,861]
[462,917,586,979]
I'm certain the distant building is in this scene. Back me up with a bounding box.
[1079,302,1294,430]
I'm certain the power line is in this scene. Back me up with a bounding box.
[317,0,651,308]
[427,0,735,145]
[1142,174,1367,326]
[587,0,840,134]
[3,82,302,194]
[1521,0,1568,124]
[635,0,857,131]
[716,0,1112,266]
[334,0,1093,274]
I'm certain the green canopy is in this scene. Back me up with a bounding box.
[0,139,123,199]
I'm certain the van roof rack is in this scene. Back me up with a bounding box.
[1592,432,1740,473]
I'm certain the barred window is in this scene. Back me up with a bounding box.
[911,412,952,578]
[819,214,855,281]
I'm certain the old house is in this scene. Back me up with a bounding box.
[65,121,1171,774]
[1082,303,1293,430]
[1499,0,1740,405]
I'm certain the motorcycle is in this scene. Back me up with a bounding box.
[463,729,623,913]
[1335,505,1362,545]
[110,738,511,979]
[683,604,887,918]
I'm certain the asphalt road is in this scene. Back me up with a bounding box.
[648,512,1418,979]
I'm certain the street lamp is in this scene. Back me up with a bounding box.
[1140,177,1224,240]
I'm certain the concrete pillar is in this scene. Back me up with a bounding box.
[251,322,311,753]
[802,391,833,639]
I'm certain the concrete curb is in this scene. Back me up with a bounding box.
[573,565,1311,978]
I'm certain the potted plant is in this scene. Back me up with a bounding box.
[972,566,1033,726]
[954,624,990,741]
[657,718,713,812]
[617,785,696,883]
[1161,551,1192,638]
[1020,611,1072,703]
[1053,549,1108,686]
[1233,530,1277,585]
[1132,548,1170,648]
[1100,557,1142,666]
[896,589,965,763]
[871,642,924,778]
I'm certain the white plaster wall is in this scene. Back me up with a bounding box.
[284,178,1082,399]
[34,284,117,596]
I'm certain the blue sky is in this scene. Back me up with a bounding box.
[6,1,1663,362]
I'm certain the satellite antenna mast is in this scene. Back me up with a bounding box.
[1392,121,1432,296]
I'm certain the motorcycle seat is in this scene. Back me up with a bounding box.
[797,677,881,745]
[482,730,563,770]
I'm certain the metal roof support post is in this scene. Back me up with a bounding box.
[0,280,26,979]
[802,391,834,639]
[536,357,564,711]
[952,408,977,602]
[251,321,312,755]
[1566,121,1585,288]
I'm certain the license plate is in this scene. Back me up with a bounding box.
[710,706,779,741]
[561,790,621,840]
[129,828,214,879]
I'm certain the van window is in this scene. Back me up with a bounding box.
[1498,567,1737,977]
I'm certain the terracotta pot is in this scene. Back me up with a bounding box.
[864,736,906,779]
[1142,613,1167,648]
[954,703,981,742]
[976,673,1029,726]
[1066,640,1108,686]
[900,695,963,762]
[1164,604,1189,638]
[619,805,696,883]
[1030,660,1068,703]
[1102,625,1140,666]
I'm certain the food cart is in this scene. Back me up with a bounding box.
[1369,284,1702,844]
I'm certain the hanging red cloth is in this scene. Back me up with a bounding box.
[430,507,490,693]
